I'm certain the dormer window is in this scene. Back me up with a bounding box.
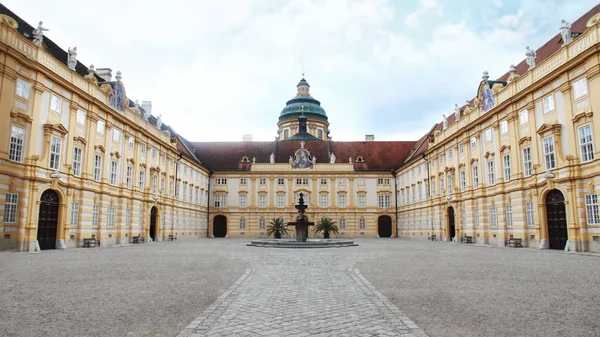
[355,155,365,163]
[241,156,250,163]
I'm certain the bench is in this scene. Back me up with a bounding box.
[460,236,473,244]
[168,235,177,241]
[504,238,522,248]
[83,238,99,248]
[132,236,144,244]
[428,235,437,241]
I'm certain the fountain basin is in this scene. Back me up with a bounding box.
[247,238,358,248]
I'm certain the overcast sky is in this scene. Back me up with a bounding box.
[6,0,599,142]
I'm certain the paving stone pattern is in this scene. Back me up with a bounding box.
[178,259,427,337]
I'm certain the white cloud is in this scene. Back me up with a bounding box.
[404,0,442,27]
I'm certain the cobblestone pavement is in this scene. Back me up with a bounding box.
[178,256,426,337]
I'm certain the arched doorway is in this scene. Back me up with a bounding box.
[213,215,227,238]
[149,206,157,241]
[447,206,456,240]
[378,215,392,238]
[546,189,568,250]
[37,190,59,250]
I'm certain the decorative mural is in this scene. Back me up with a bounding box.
[291,143,314,169]
[108,82,126,112]
[480,82,495,112]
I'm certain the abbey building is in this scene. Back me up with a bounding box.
[1,3,600,252]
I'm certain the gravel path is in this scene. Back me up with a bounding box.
[357,239,600,337]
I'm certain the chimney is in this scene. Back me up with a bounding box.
[365,134,375,141]
[96,68,112,82]
[141,101,152,115]
[243,134,253,142]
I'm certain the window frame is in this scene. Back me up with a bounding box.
[578,124,594,163]
[585,194,600,224]
[503,154,511,181]
[543,136,556,170]
[543,94,555,114]
[50,94,62,113]
[49,137,62,170]
[9,125,25,163]
[3,193,18,224]
[523,147,532,177]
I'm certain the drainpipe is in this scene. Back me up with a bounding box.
[206,170,212,238]
[422,152,431,234]
[172,152,182,236]
[393,170,399,238]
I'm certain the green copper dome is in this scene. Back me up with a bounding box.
[279,78,328,122]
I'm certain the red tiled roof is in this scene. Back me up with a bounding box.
[191,140,416,172]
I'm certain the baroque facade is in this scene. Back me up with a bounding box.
[1,4,600,253]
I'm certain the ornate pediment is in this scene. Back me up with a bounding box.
[43,123,69,136]
[518,136,531,145]
[484,151,495,159]
[290,142,314,169]
[536,123,561,136]
[499,145,511,153]
[571,106,593,123]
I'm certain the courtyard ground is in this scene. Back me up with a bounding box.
[0,238,598,336]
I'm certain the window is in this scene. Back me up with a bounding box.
[500,120,508,134]
[320,178,327,185]
[578,125,594,162]
[439,155,444,165]
[490,206,497,228]
[459,144,464,154]
[125,166,133,188]
[97,120,105,134]
[70,201,79,227]
[543,94,555,113]
[503,154,511,181]
[139,170,145,190]
[472,166,479,189]
[543,137,556,170]
[110,160,118,185]
[74,110,86,125]
[107,206,115,228]
[439,178,444,195]
[431,181,436,196]
[447,174,452,195]
[338,193,346,208]
[153,175,158,194]
[239,194,247,208]
[70,147,83,177]
[152,148,157,159]
[378,195,390,208]
[339,218,346,230]
[258,194,266,208]
[9,125,25,162]
[94,155,102,181]
[50,94,62,113]
[214,194,227,208]
[3,193,18,223]
[358,178,365,185]
[485,129,492,141]
[338,178,346,185]
[317,129,323,139]
[359,218,366,230]
[523,147,532,176]
[161,178,165,194]
[487,159,495,185]
[16,78,31,99]
[319,194,327,208]
[283,129,289,139]
[125,208,131,227]
[470,137,477,148]
[519,109,528,125]
[140,144,146,154]
[169,178,174,196]
[49,137,62,170]
[259,218,266,230]
[377,178,390,185]
[92,204,99,227]
[259,178,266,185]
[296,178,309,185]
[113,129,121,142]
[506,205,513,227]
[240,178,247,185]
[474,208,479,227]
[448,149,453,160]
[216,178,227,185]
[585,195,600,224]
[573,78,588,99]
[526,202,534,227]
[278,178,285,185]
[425,183,429,198]
[278,194,285,208]
[358,194,365,208]
[240,218,246,230]
[162,154,166,164]
[460,170,466,192]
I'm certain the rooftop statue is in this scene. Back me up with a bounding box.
[67,47,77,70]
[560,20,572,45]
[270,153,275,164]
[32,21,48,46]
[156,115,162,129]
[525,46,536,69]
[442,114,448,129]
[329,152,336,164]
[454,104,461,119]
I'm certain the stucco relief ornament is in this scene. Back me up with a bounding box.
[560,19,572,45]
[329,152,336,164]
[442,114,448,129]
[32,21,48,46]
[525,46,536,69]
[454,104,461,120]
[67,47,77,70]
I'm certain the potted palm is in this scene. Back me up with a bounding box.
[266,217,288,239]
[315,217,339,239]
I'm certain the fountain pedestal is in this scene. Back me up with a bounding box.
[287,193,314,242]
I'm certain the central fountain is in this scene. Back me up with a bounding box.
[286,193,314,242]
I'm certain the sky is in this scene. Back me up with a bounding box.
[5,0,599,142]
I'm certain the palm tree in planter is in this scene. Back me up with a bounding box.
[267,217,288,239]
[315,217,339,239]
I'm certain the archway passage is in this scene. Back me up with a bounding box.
[213,215,227,238]
[378,215,392,238]
[448,206,456,240]
[149,206,157,241]
[37,190,59,250]
[546,189,568,250]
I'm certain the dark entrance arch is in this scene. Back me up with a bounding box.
[378,215,392,238]
[546,189,568,250]
[213,215,227,238]
[149,206,157,241]
[448,206,456,240]
[37,190,59,250]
